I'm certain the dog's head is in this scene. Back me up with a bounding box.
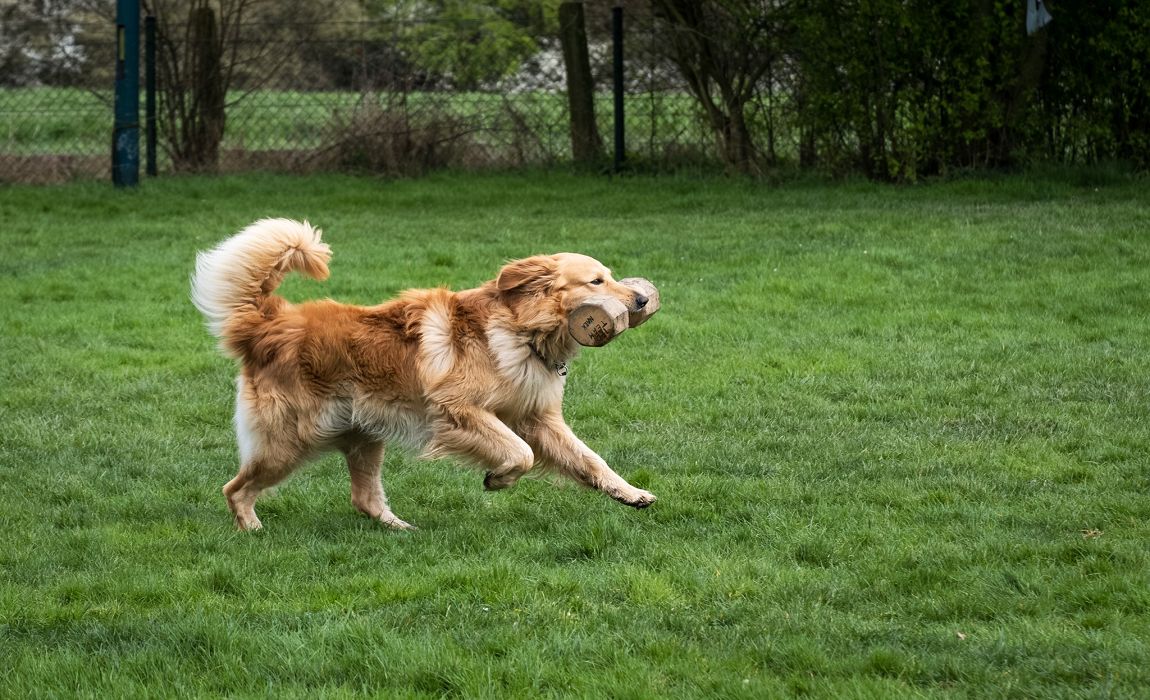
[496,253,648,317]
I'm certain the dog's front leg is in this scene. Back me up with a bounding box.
[423,406,537,490]
[524,412,656,508]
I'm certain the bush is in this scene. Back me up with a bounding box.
[320,96,481,176]
[783,0,1150,178]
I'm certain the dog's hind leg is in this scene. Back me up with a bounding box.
[222,449,303,531]
[342,439,414,530]
[223,377,302,530]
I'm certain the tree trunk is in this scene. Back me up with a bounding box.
[183,4,226,172]
[799,126,817,168]
[999,23,1048,166]
[558,2,601,165]
[721,97,756,174]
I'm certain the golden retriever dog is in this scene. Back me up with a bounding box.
[191,219,656,530]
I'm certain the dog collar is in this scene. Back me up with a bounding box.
[528,342,568,377]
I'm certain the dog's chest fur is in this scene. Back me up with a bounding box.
[484,324,568,419]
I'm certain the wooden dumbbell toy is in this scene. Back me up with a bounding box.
[567,278,661,346]
[618,277,660,328]
[568,295,629,347]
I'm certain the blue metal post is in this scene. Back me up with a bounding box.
[113,0,140,187]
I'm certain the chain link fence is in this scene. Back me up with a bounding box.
[1,21,115,183]
[1,12,714,184]
[208,20,576,175]
[5,5,1147,184]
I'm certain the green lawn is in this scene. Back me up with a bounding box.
[1,171,1147,697]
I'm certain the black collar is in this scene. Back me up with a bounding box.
[528,341,568,377]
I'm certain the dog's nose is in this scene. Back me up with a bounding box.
[633,293,648,310]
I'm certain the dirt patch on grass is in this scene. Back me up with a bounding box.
[0,154,106,184]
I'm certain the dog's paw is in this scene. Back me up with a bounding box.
[621,489,657,509]
[234,514,263,531]
[483,471,515,491]
[380,514,417,531]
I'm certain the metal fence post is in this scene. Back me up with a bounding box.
[112,0,140,187]
[145,14,157,177]
[612,5,625,173]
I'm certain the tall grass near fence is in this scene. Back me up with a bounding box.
[1,172,1148,696]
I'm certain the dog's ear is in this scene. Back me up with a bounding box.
[497,256,558,293]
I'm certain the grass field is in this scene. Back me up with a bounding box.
[1,171,1148,697]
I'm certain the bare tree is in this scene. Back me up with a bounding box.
[144,0,357,172]
[653,0,789,174]
[558,1,602,165]
[143,0,249,171]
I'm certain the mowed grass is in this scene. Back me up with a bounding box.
[0,171,1147,697]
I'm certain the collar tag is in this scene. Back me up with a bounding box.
[555,362,568,377]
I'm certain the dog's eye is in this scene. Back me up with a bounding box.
[590,278,603,286]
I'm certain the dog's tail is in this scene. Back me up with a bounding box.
[191,218,331,353]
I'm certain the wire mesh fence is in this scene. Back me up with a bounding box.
[0,21,116,184]
[4,5,1147,184]
[0,12,716,184]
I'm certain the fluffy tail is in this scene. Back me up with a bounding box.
[191,218,331,346]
